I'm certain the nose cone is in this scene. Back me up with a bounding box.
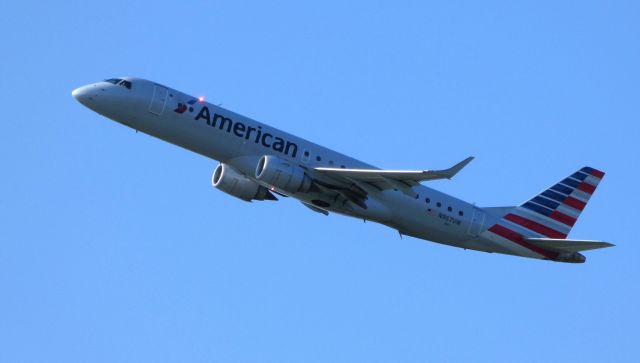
[72,85,94,106]
[72,79,145,121]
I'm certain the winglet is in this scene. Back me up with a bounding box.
[438,156,474,179]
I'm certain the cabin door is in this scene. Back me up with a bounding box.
[149,85,168,115]
[467,208,485,236]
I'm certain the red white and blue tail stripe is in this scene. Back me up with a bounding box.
[514,166,604,237]
[485,167,605,260]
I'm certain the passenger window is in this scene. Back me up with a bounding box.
[302,150,310,163]
[436,202,441,207]
[425,197,430,203]
[447,206,452,212]
[316,156,321,161]
[458,211,464,216]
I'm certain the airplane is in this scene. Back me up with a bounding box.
[72,77,613,263]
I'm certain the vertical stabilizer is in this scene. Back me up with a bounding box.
[508,167,605,238]
[483,167,606,262]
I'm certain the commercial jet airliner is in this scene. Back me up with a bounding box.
[72,77,613,263]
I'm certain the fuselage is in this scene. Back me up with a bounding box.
[71,77,545,259]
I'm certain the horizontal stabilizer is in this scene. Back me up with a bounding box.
[525,238,614,253]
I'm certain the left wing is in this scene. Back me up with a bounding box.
[314,156,474,198]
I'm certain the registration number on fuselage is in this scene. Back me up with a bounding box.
[438,213,461,226]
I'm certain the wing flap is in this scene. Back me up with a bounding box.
[525,238,615,253]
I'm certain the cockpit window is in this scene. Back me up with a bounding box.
[118,80,132,89]
[103,79,132,89]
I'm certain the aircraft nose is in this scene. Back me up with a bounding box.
[72,85,94,106]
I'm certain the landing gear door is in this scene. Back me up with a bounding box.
[467,208,485,237]
[149,85,168,115]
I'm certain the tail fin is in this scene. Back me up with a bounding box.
[506,166,605,238]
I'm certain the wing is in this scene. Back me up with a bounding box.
[313,156,474,198]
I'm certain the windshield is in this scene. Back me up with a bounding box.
[104,78,132,89]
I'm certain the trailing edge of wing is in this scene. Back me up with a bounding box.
[525,238,615,253]
[314,156,474,183]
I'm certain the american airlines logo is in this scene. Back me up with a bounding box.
[174,98,198,114]
[174,103,188,113]
[193,106,299,158]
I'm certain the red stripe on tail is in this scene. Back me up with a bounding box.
[549,210,577,227]
[589,169,605,178]
[563,196,586,211]
[504,213,567,239]
[488,224,558,260]
[577,182,596,194]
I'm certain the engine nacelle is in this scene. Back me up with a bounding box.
[255,155,312,194]
[212,163,276,202]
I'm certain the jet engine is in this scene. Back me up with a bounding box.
[255,155,312,194]
[212,163,277,202]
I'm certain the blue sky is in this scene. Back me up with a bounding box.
[1,1,638,362]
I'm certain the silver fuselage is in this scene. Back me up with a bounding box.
[72,77,530,258]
